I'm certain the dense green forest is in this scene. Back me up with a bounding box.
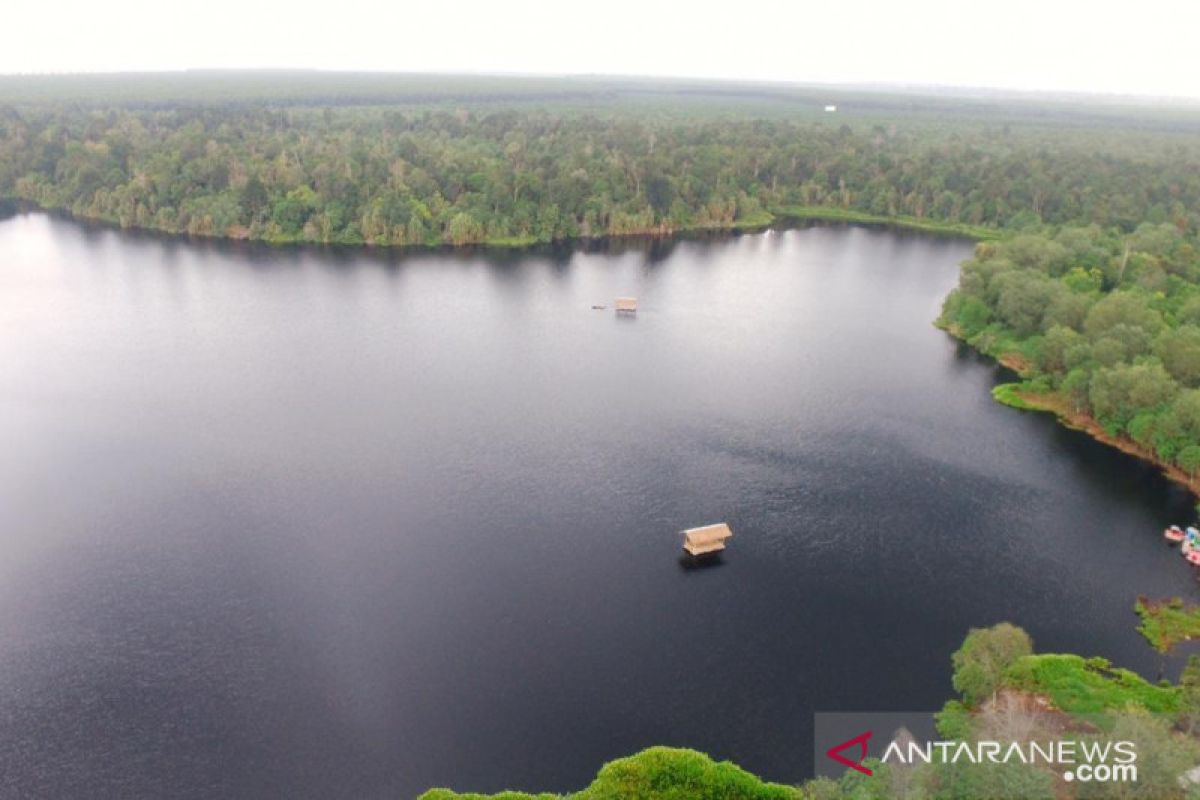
[421,623,1200,799]
[938,225,1200,487]
[2,73,1200,248]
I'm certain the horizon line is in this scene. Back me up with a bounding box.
[1,68,1198,106]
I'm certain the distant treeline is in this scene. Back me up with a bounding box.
[1,80,1199,247]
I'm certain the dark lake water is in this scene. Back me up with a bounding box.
[1,213,1198,799]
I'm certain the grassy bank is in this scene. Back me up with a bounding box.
[986,380,1200,497]
[772,205,1001,240]
[1004,653,1179,716]
[991,382,1043,410]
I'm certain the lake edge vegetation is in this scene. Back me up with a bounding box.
[1137,597,1200,654]
[420,623,1200,799]
[937,223,1200,499]
[3,74,1199,251]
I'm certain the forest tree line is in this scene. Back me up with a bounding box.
[1,101,1199,246]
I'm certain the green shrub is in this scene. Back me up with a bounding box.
[419,748,802,800]
[1003,654,1179,716]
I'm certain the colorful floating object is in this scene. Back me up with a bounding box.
[1185,531,1200,558]
[1162,524,1200,566]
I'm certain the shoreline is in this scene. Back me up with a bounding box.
[771,205,1000,240]
[991,381,1200,499]
[940,321,1200,500]
[21,199,1175,503]
[0,198,999,251]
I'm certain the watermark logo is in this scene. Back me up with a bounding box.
[815,712,1143,795]
[879,737,1138,784]
[825,731,874,776]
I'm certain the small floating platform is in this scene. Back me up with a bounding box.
[615,297,637,313]
[682,523,733,557]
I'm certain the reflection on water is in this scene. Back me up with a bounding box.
[0,213,1196,798]
[677,554,727,571]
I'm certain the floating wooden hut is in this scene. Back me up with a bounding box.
[615,297,638,313]
[682,523,733,557]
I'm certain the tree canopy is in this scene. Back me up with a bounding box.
[2,76,1199,247]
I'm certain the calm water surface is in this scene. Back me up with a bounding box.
[1,214,1197,798]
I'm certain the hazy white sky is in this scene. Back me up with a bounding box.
[5,0,1199,98]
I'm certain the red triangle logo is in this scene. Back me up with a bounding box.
[826,731,873,776]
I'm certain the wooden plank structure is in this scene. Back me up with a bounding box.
[682,523,733,557]
[615,296,638,313]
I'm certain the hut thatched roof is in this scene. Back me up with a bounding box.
[682,523,733,556]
